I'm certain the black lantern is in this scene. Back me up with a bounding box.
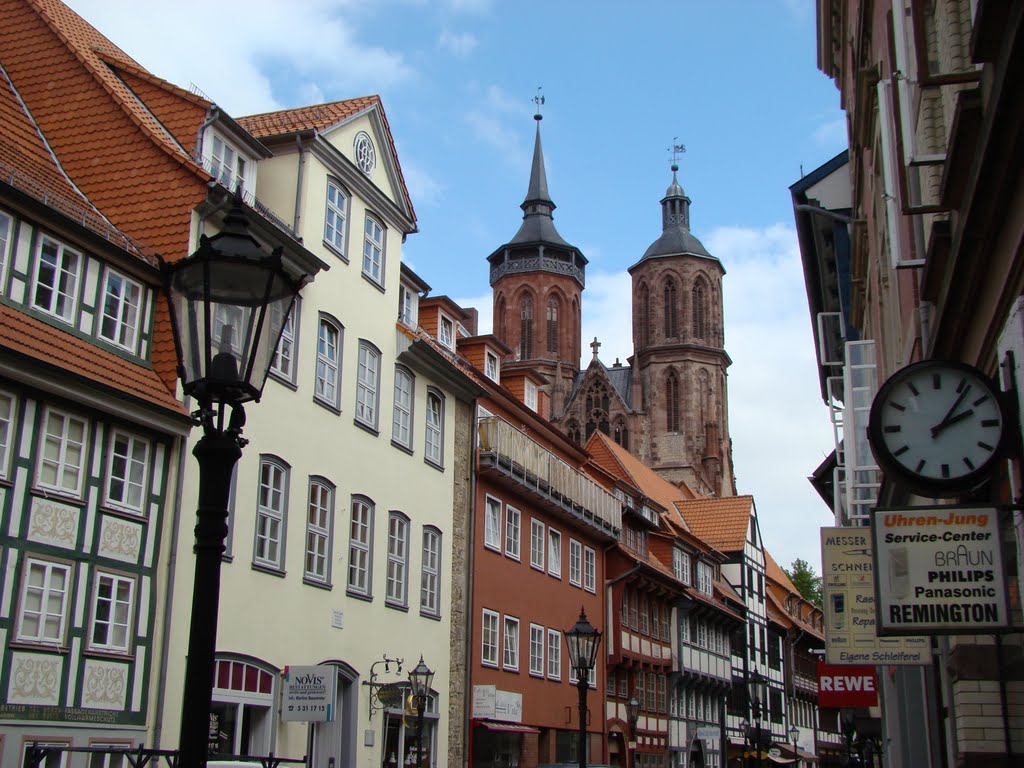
[565,609,601,768]
[165,197,303,409]
[789,725,800,765]
[409,656,434,768]
[166,197,307,768]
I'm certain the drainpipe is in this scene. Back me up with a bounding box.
[464,412,479,768]
[194,107,220,168]
[293,133,308,233]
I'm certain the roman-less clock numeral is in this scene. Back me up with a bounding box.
[884,425,901,433]
[978,441,994,451]
[908,383,920,396]
[973,395,990,407]
[894,445,909,457]
[981,419,999,427]
[932,374,942,390]
[916,459,926,473]
[941,464,950,478]
[956,377,967,392]
[964,457,975,470]
[889,402,906,412]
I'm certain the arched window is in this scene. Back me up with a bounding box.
[613,419,629,450]
[546,297,559,354]
[666,370,680,433]
[495,296,507,343]
[639,284,650,349]
[664,279,678,338]
[692,280,707,340]
[519,296,534,360]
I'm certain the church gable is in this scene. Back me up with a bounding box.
[561,357,634,448]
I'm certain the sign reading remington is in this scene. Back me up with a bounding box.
[873,506,1008,634]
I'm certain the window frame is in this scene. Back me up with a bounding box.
[546,628,561,680]
[304,477,335,586]
[0,208,11,294]
[104,428,150,515]
[485,350,499,381]
[529,623,545,677]
[547,527,562,578]
[36,406,88,498]
[697,560,714,596]
[583,546,596,593]
[424,388,444,468]
[31,234,81,324]
[392,366,415,450]
[315,315,343,411]
[98,267,145,354]
[530,519,545,571]
[362,214,386,286]
[420,526,442,618]
[438,314,455,349]
[269,299,299,385]
[481,609,499,668]
[210,132,249,193]
[502,615,520,671]
[484,495,502,552]
[386,511,410,609]
[568,539,582,587]
[324,178,350,257]
[16,556,72,646]
[347,495,375,598]
[524,380,538,411]
[253,456,289,572]
[0,389,14,481]
[88,570,135,654]
[673,548,691,585]
[504,505,521,560]
[355,340,382,431]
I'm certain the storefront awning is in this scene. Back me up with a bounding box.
[475,721,540,734]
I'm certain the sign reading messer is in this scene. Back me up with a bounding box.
[872,506,1008,635]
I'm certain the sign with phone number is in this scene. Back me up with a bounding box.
[282,665,335,722]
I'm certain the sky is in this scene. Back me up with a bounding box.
[65,0,848,576]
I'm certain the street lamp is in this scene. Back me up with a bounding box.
[165,197,306,768]
[626,695,640,768]
[565,609,602,768]
[742,675,766,768]
[789,725,799,766]
[408,656,434,768]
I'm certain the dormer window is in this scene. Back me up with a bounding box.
[398,285,415,326]
[439,315,454,349]
[210,134,249,193]
[485,350,499,382]
[524,380,538,411]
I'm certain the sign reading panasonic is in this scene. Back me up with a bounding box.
[873,506,1009,634]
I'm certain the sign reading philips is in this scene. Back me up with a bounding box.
[873,506,1008,635]
[282,665,335,722]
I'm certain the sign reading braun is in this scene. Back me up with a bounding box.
[872,507,1009,635]
[282,665,336,722]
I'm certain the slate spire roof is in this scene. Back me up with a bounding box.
[507,115,571,248]
[632,162,717,268]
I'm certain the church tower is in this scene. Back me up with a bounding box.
[628,162,734,496]
[487,111,586,409]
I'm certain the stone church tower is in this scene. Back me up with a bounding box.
[487,112,586,409]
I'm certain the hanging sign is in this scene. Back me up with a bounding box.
[281,665,335,721]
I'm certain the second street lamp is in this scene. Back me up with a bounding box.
[408,656,434,768]
[789,724,800,767]
[164,197,307,768]
[565,609,602,768]
[626,695,640,768]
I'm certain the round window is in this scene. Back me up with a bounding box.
[354,132,375,174]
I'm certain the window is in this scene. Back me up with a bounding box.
[386,512,409,607]
[530,519,545,570]
[524,380,538,411]
[485,351,499,381]
[484,496,502,551]
[569,539,582,587]
[503,616,520,671]
[692,280,707,339]
[664,278,678,337]
[354,131,376,174]
[362,215,385,285]
[254,458,288,570]
[639,595,649,634]
[399,285,414,325]
[439,315,454,349]
[270,302,297,382]
[23,741,71,768]
[583,547,596,593]
[17,558,71,644]
[519,296,533,359]
[505,505,521,560]
[324,179,348,254]
[355,341,381,429]
[697,621,708,648]
[392,367,414,449]
[37,407,88,496]
[697,561,713,595]
[546,629,561,679]
[546,297,559,354]
[0,209,10,291]
[210,134,247,192]
[305,479,334,584]
[88,743,130,768]
[348,497,374,597]
[661,605,670,640]
[529,624,545,676]
[482,609,499,667]
[99,269,143,352]
[673,548,691,584]
[105,429,149,513]
[425,390,444,467]
[89,572,134,652]
[420,527,441,617]
[681,613,690,643]
[32,235,80,323]
[547,528,562,577]
[315,317,342,409]
[0,390,14,479]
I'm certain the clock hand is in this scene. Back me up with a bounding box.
[930,408,975,438]
[938,383,971,427]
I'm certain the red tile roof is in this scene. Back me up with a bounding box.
[764,548,799,594]
[675,495,755,552]
[0,304,186,416]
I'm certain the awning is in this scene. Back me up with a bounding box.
[475,720,540,734]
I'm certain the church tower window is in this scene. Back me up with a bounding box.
[546,297,559,354]
[520,296,534,359]
[664,278,678,338]
[692,280,707,340]
[666,370,680,433]
[495,296,507,341]
[639,284,650,349]
[613,419,629,450]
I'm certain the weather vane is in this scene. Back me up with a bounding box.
[669,137,686,169]
[533,87,545,120]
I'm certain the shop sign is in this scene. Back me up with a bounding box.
[817,662,878,707]
[873,506,1009,634]
[281,665,335,721]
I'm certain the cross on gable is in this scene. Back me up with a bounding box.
[590,337,601,360]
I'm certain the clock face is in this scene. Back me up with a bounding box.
[868,360,1006,495]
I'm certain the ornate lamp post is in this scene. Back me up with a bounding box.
[626,695,640,768]
[565,609,602,768]
[165,198,306,768]
[789,725,799,767]
[740,675,766,768]
[408,656,434,768]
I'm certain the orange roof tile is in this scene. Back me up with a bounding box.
[764,549,800,594]
[238,96,416,226]
[675,495,754,552]
[0,304,187,416]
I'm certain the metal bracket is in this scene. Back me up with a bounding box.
[362,653,405,718]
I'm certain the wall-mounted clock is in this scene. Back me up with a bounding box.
[867,359,1008,496]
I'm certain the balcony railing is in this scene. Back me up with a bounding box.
[477,416,621,536]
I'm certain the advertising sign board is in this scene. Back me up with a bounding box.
[817,662,878,707]
[872,506,1008,634]
[281,665,335,721]
[820,527,931,664]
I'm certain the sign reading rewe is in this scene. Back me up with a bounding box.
[817,662,878,708]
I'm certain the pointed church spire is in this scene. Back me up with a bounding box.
[523,114,554,209]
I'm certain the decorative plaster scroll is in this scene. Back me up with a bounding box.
[82,659,128,710]
[8,652,62,705]
[98,515,142,563]
[28,496,80,548]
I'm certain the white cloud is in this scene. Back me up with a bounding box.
[464,111,530,167]
[439,28,479,57]
[455,293,494,334]
[401,161,445,207]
